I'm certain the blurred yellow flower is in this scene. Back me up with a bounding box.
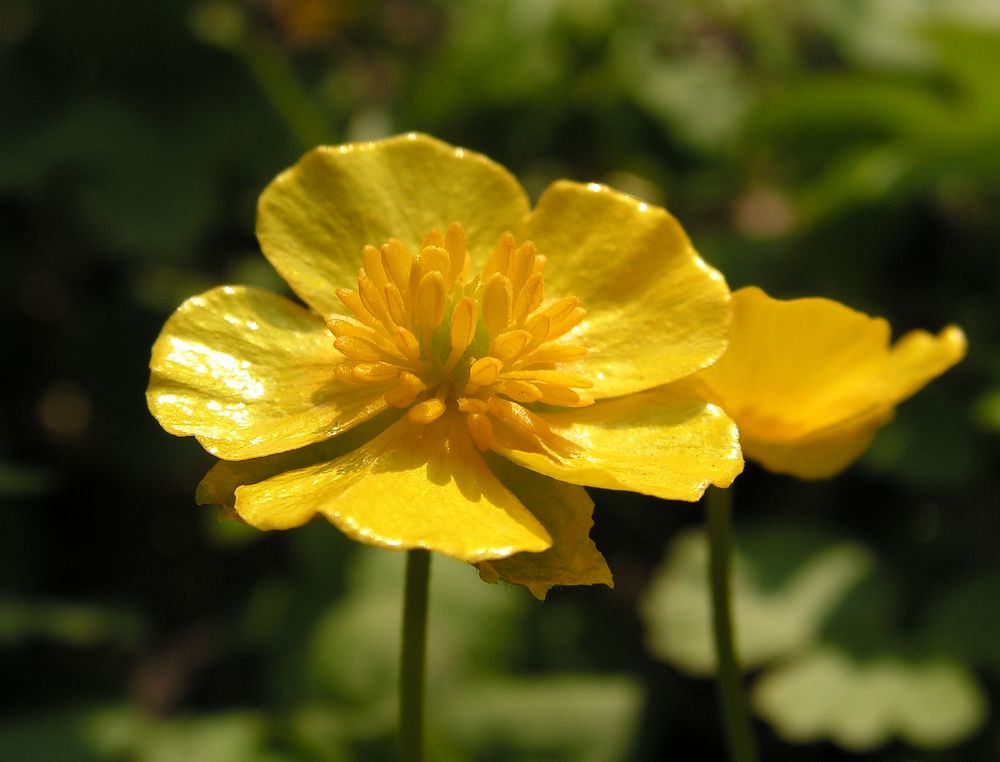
[146,133,742,597]
[682,286,966,479]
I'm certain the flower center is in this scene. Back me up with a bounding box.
[327,223,593,452]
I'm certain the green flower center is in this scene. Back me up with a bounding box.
[327,223,593,451]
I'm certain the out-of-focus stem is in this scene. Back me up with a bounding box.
[707,486,759,762]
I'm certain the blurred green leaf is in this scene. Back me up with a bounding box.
[0,597,143,647]
[640,525,873,675]
[0,706,280,762]
[0,461,52,497]
[97,711,273,762]
[642,521,989,750]
[439,675,643,762]
[752,649,985,751]
[308,548,524,705]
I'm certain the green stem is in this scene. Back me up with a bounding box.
[706,486,759,762]
[399,549,431,762]
[237,33,332,150]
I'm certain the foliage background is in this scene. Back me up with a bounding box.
[2,0,998,759]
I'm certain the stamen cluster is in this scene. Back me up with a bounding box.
[327,223,593,452]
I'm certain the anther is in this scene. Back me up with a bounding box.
[481,273,512,336]
[464,356,503,394]
[408,397,446,424]
[444,297,477,374]
[414,271,446,329]
[466,413,494,452]
[334,336,383,362]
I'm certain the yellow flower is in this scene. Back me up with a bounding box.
[681,286,966,480]
[146,133,743,597]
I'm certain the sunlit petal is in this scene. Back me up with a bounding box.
[494,387,743,501]
[257,133,531,317]
[196,414,395,513]
[233,413,552,562]
[147,285,387,460]
[478,455,612,599]
[521,181,731,398]
[690,287,967,478]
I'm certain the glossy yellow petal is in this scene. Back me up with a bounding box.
[494,388,743,501]
[690,287,890,437]
[477,455,612,600]
[147,285,387,460]
[232,413,552,562]
[196,414,394,513]
[690,287,967,478]
[740,411,891,480]
[876,324,967,404]
[520,181,731,398]
[257,133,531,317]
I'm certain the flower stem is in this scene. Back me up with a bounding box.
[706,486,758,762]
[236,32,332,150]
[399,548,431,762]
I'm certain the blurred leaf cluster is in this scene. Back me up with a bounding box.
[2,0,999,759]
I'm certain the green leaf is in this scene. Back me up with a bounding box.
[307,548,524,706]
[752,649,986,751]
[439,675,642,762]
[640,525,873,675]
[0,597,143,647]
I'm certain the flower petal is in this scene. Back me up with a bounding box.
[257,133,531,317]
[689,287,894,438]
[196,414,394,514]
[520,181,731,398]
[740,412,890,480]
[477,455,612,600]
[232,413,552,562]
[689,287,967,478]
[876,325,967,404]
[494,388,743,501]
[147,285,387,460]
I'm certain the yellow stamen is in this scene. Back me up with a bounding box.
[392,326,422,365]
[466,413,494,452]
[385,371,426,408]
[508,240,536,293]
[421,229,445,248]
[481,273,512,336]
[489,330,531,362]
[380,239,413,295]
[414,271,446,329]
[336,288,379,328]
[358,271,392,328]
[408,397,447,424]
[464,356,503,394]
[419,245,451,276]
[536,384,594,407]
[384,283,408,327]
[444,297,477,373]
[457,397,489,414]
[352,362,400,384]
[334,335,384,363]
[330,224,594,452]
[362,245,388,289]
[514,272,544,326]
[497,380,542,403]
[483,231,514,277]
